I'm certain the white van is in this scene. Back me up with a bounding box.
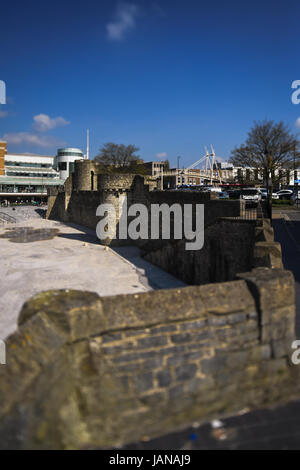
[204,186,222,193]
[240,188,261,202]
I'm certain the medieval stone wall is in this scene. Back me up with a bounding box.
[4,168,297,449]
[0,267,297,449]
[47,187,67,222]
[47,173,242,249]
[143,218,283,285]
[144,219,256,284]
[72,160,104,191]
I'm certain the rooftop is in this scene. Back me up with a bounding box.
[6,153,55,158]
[0,176,64,185]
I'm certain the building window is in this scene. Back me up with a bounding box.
[58,162,67,171]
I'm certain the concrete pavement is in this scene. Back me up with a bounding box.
[0,216,185,341]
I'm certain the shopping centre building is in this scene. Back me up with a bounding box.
[0,142,84,203]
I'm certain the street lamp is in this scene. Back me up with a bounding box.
[177,156,182,187]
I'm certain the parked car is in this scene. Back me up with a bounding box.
[203,186,222,193]
[218,191,229,199]
[276,189,293,200]
[227,189,241,199]
[259,189,279,200]
[240,188,261,202]
[259,189,268,199]
[292,190,300,202]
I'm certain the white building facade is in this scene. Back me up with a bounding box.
[56,148,84,180]
[0,142,85,202]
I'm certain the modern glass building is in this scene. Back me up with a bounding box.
[0,142,84,203]
[56,148,84,180]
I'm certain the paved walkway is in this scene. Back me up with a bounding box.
[123,401,300,450]
[272,211,300,335]
[0,217,184,341]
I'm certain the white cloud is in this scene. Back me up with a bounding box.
[3,132,65,148]
[107,3,139,41]
[156,152,167,159]
[295,118,300,128]
[33,113,70,132]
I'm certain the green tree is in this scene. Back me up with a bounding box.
[230,120,300,217]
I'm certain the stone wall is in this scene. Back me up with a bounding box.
[72,160,103,191]
[37,167,299,450]
[144,217,283,285]
[98,173,138,190]
[47,187,66,221]
[0,267,297,449]
[47,173,242,249]
[144,218,256,284]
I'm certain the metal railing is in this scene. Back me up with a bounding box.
[239,200,268,220]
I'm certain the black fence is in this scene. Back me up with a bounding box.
[239,200,269,220]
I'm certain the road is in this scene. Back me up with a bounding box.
[273,210,300,335]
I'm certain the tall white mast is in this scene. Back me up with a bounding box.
[86,128,90,160]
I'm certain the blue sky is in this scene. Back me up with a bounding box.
[1,0,300,167]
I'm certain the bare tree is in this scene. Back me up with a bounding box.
[94,143,142,168]
[230,120,300,217]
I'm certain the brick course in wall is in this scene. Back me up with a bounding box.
[143,217,284,285]
[16,166,297,449]
[0,268,298,449]
[47,172,241,250]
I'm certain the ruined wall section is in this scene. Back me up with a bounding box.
[0,268,297,449]
[72,160,104,191]
[47,172,242,250]
[71,161,159,193]
[144,217,283,285]
[144,219,257,284]
[46,186,67,221]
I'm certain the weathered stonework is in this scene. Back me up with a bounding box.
[46,168,242,249]
[0,267,298,450]
[0,163,295,449]
[144,219,256,284]
[144,217,283,285]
